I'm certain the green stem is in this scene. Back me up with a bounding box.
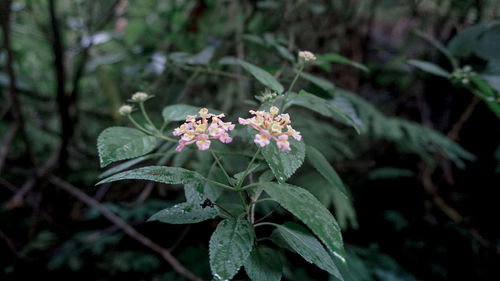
[139,102,156,130]
[128,115,151,134]
[154,133,177,143]
[279,63,305,112]
[159,121,169,133]
[249,198,276,207]
[210,149,233,185]
[240,182,262,191]
[237,191,247,212]
[203,178,234,191]
[253,222,280,228]
[236,148,261,188]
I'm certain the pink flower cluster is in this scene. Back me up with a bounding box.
[173,108,234,151]
[238,106,301,151]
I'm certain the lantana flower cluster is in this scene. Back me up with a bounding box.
[238,106,301,151]
[173,108,234,152]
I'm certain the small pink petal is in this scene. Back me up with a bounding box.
[238,117,249,125]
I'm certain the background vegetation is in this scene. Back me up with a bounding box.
[1,0,500,280]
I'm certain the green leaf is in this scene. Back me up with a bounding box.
[96,166,204,185]
[261,139,305,183]
[447,23,486,57]
[319,53,369,72]
[147,201,218,224]
[274,222,343,280]
[288,91,361,133]
[244,246,282,281]
[407,60,450,78]
[162,104,221,122]
[148,182,219,224]
[262,182,346,266]
[209,217,255,281]
[97,127,158,167]
[474,26,500,62]
[414,30,458,68]
[306,145,348,198]
[299,71,335,93]
[237,60,284,93]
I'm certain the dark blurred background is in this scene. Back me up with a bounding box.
[1,0,500,280]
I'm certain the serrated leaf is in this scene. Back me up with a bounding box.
[237,60,284,93]
[162,104,221,122]
[262,182,346,266]
[147,201,218,224]
[97,127,158,167]
[408,60,450,78]
[244,246,282,281]
[209,217,255,281]
[306,145,348,198]
[261,139,305,183]
[96,166,204,185]
[274,222,342,280]
[288,91,361,133]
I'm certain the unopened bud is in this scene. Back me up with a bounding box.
[131,92,149,102]
[118,105,132,115]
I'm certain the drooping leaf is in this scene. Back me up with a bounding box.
[96,166,204,185]
[168,46,216,65]
[209,217,255,281]
[237,60,284,93]
[147,201,218,224]
[162,104,221,122]
[299,71,335,93]
[319,53,369,72]
[408,60,450,78]
[306,145,348,198]
[97,127,158,167]
[414,30,458,68]
[262,182,346,266]
[261,139,305,183]
[288,90,361,133]
[274,222,343,280]
[447,23,486,57]
[244,246,282,281]
[474,26,500,62]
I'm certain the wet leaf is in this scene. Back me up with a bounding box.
[209,217,255,281]
[262,182,346,266]
[306,145,349,198]
[244,246,282,281]
[261,139,305,183]
[274,222,342,280]
[97,127,158,167]
[96,166,204,185]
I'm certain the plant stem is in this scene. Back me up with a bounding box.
[210,149,233,185]
[249,198,276,207]
[128,115,152,134]
[139,102,156,130]
[236,147,261,188]
[237,191,247,212]
[203,178,234,191]
[253,222,280,228]
[240,182,262,191]
[279,63,305,112]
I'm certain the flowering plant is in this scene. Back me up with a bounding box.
[97,51,361,281]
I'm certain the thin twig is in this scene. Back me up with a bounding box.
[0,124,19,173]
[48,0,72,167]
[0,0,35,165]
[447,96,481,141]
[49,176,204,281]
